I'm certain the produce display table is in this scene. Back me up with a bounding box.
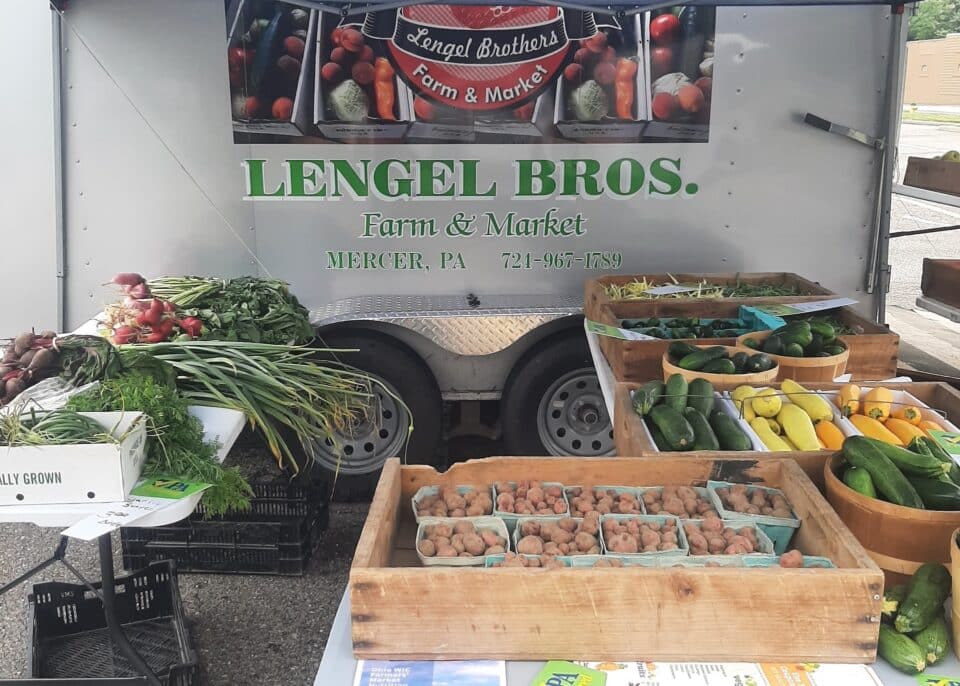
[585,321,619,424]
[315,590,955,685]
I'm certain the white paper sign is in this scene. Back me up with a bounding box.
[61,496,174,540]
[755,298,858,317]
[585,320,659,341]
[644,285,699,296]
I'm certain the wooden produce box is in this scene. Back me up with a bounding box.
[831,308,899,381]
[584,272,834,321]
[903,156,960,197]
[815,381,960,427]
[350,456,883,662]
[613,382,831,489]
[921,258,960,311]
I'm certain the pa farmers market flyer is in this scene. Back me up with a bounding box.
[576,662,883,686]
[353,660,505,686]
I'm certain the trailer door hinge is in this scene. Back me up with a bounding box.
[803,113,884,151]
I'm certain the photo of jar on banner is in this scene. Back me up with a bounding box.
[224,0,715,143]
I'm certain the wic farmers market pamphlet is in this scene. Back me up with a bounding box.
[575,661,884,686]
[353,660,505,686]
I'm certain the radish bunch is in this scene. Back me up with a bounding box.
[0,331,60,405]
[104,273,203,345]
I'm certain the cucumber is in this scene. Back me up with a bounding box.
[731,352,749,372]
[678,346,728,371]
[895,562,952,634]
[632,380,665,417]
[649,405,695,451]
[714,329,740,337]
[684,407,720,450]
[808,320,836,340]
[686,379,715,416]
[842,436,925,509]
[878,625,926,674]
[668,341,700,360]
[911,616,951,665]
[907,476,960,510]
[745,353,774,373]
[709,410,753,451]
[843,466,878,499]
[670,328,693,339]
[647,421,672,451]
[742,337,759,350]
[782,342,805,358]
[824,344,846,356]
[664,374,688,412]
[702,358,736,374]
[776,322,813,348]
[914,436,960,484]
[882,584,907,622]
[868,438,950,479]
[805,332,824,356]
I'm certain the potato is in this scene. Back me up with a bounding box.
[607,532,638,553]
[557,518,578,533]
[433,535,451,548]
[480,529,500,548]
[418,539,436,557]
[551,529,574,545]
[433,524,453,539]
[717,485,793,520]
[462,533,485,556]
[779,549,803,568]
[687,532,708,551]
[516,535,544,555]
[574,531,596,552]
[451,534,466,553]
[435,543,458,557]
[453,521,475,535]
[485,544,505,555]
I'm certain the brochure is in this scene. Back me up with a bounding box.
[353,660,505,686]
[576,661,882,686]
[532,661,606,686]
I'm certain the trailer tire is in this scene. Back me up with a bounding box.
[311,330,442,501]
[501,331,614,457]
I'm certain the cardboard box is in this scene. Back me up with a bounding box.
[229,1,318,137]
[314,16,410,141]
[0,412,147,505]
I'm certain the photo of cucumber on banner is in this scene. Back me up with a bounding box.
[224,0,715,143]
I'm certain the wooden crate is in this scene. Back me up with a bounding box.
[832,308,899,381]
[813,381,960,426]
[613,382,830,489]
[921,258,960,310]
[350,456,883,662]
[903,156,960,197]
[584,272,834,321]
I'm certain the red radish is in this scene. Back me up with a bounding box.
[135,310,153,327]
[180,317,203,338]
[111,272,145,287]
[124,297,151,311]
[162,301,176,313]
[145,332,166,344]
[157,319,176,338]
[128,282,151,299]
[112,326,138,345]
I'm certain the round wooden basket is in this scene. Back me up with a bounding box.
[661,345,779,390]
[736,330,848,383]
[825,453,960,585]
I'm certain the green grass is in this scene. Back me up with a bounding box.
[902,110,960,124]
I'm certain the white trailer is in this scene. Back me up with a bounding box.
[0,0,908,494]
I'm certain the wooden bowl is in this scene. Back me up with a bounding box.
[661,345,779,390]
[825,453,960,585]
[737,330,849,383]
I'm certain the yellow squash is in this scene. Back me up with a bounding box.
[731,385,757,422]
[837,384,860,417]
[863,387,893,422]
[750,417,792,451]
[884,417,926,444]
[919,419,945,435]
[778,403,821,451]
[815,420,845,451]
[780,379,833,422]
[752,388,782,418]
[850,414,904,446]
[766,418,782,435]
[891,405,922,425]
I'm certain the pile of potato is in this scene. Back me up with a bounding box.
[515,514,601,556]
[602,517,681,554]
[715,484,793,519]
[566,487,642,515]
[682,520,761,556]
[416,487,493,518]
[592,558,625,568]
[489,552,566,569]
[642,486,720,519]
[495,481,567,516]
[778,550,804,568]
[418,521,507,559]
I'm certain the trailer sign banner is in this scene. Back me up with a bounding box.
[225,1,716,143]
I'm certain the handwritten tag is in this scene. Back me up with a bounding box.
[61,496,174,541]
[586,320,659,341]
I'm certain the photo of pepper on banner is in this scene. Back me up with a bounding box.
[224,0,715,143]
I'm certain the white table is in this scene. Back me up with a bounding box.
[0,406,245,685]
[315,590,958,685]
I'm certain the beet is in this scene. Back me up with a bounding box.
[28,348,55,371]
[18,350,36,367]
[13,332,34,355]
[5,377,24,399]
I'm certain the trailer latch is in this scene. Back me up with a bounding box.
[803,113,884,150]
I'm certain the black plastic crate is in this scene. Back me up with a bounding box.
[120,480,329,576]
[25,561,198,685]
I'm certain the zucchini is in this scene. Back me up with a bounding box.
[684,407,720,451]
[731,352,749,373]
[843,466,877,499]
[878,625,926,674]
[647,421,671,451]
[664,374,689,412]
[912,616,951,665]
[702,358,736,374]
[914,436,960,484]
[710,410,753,451]
[907,476,960,511]
[762,335,785,355]
[842,436,924,508]
[648,405,695,451]
[882,584,907,622]
[868,438,950,479]
[895,562,952,634]
[745,353,774,372]
[686,379,715,416]
[678,346,728,371]
[668,341,700,360]
[632,381,665,417]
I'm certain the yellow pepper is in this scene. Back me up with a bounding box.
[837,384,860,418]
[815,420,845,451]
[884,417,926,444]
[863,387,893,422]
[891,405,922,425]
[850,414,904,445]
